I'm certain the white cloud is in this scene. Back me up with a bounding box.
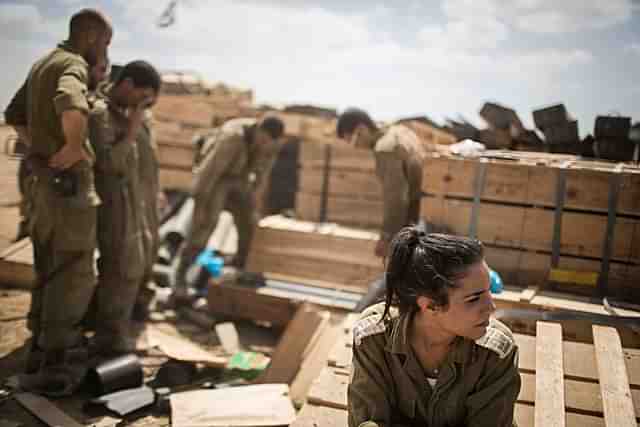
[629,42,640,54]
[442,0,633,33]
[0,3,66,41]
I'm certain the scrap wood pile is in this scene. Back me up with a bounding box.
[0,273,347,427]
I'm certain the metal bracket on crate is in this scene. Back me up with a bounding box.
[598,167,622,297]
[319,144,331,223]
[469,159,488,239]
[550,166,567,270]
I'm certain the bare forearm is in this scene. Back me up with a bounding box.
[61,109,87,149]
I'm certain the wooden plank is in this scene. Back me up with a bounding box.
[535,322,566,427]
[0,239,34,289]
[592,325,637,427]
[258,304,328,384]
[306,367,349,410]
[14,393,83,427]
[518,373,640,418]
[289,403,348,427]
[170,384,296,427]
[515,403,606,427]
[296,192,383,228]
[514,333,640,387]
[156,142,194,169]
[206,281,299,327]
[158,166,192,191]
[328,313,358,368]
[422,153,640,215]
[290,313,343,404]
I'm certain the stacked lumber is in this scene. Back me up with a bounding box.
[293,317,640,427]
[422,151,640,300]
[245,215,383,293]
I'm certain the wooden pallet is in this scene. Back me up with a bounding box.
[292,316,640,427]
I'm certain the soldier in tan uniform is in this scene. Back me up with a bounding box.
[337,108,426,257]
[9,55,110,243]
[88,61,161,354]
[3,9,112,396]
[349,228,520,427]
[174,117,285,300]
[132,108,163,320]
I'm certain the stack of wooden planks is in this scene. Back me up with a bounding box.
[246,215,383,294]
[422,151,640,300]
[293,315,640,427]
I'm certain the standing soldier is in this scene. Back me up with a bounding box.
[88,61,161,355]
[173,116,285,301]
[132,105,164,320]
[3,9,112,396]
[337,108,427,257]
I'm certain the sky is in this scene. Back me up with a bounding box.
[1,0,639,135]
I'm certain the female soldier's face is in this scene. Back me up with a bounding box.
[437,260,496,340]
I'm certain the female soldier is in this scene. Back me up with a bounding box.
[348,227,520,427]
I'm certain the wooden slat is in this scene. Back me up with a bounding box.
[519,373,640,418]
[535,322,566,427]
[515,333,640,387]
[158,166,192,191]
[290,313,343,404]
[14,393,83,427]
[592,325,637,427]
[257,304,328,384]
[515,403,606,427]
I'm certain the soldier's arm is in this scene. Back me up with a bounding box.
[375,151,409,242]
[88,107,133,175]
[50,62,90,169]
[464,347,521,427]
[252,142,280,190]
[191,136,239,197]
[4,79,30,144]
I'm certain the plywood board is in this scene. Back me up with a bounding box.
[170,384,296,427]
[258,304,328,384]
[592,325,636,427]
[534,322,565,427]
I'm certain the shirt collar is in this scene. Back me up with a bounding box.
[57,40,88,67]
[385,309,476,364]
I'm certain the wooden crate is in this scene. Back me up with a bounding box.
[246,216,382,293]
[293,316,640,427]
[421,152,640,299]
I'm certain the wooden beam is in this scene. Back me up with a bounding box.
[535,321,566,427]
[592,325,636,427]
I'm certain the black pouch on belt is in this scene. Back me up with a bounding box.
[52,169,78,198]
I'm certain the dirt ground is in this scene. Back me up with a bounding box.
[0,287,281,426]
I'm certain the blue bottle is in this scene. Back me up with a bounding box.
[196,249,224,279]
[489,268,504,294]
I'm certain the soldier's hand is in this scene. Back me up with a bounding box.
[126,98,151,143]
[49,144,89,170]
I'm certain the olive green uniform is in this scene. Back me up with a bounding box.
[4,41,99,355]
[175,118,280,289]
[88,84,145,351]
[373,124,426,242]
[349,303,521,427]
[135,111,160,312]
